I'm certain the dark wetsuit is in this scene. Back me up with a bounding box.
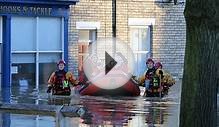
[145,67,162,97]
[52,70,71,95]
[145,67,156,83]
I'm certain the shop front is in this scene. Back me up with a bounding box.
[0,0,78,90]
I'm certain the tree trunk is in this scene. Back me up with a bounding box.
[180,0,219,127]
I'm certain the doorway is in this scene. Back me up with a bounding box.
[130,26,151,77]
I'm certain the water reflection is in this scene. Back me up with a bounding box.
[0,113,55,127]
[1,113,11,127]
[0,81,182,127]
[65,96,179,127]
[79,97,136,126]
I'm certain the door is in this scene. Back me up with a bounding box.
[130,26,151,77]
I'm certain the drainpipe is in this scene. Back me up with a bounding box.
[112,0,116,38]
[112,0,116,56]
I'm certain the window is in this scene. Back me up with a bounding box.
[11,17,36,51]
[38,18,62,51]
[78,29,97,71]
[11,17,63,88]
[130,26,151,77]
[78,29,97,43]
[39,53,61,85]
[11,54,36,85]
[76,21,99,72]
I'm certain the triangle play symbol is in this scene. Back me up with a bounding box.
[105,51,117,75]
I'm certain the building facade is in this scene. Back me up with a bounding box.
[68,0,186,79]
[0,0,78,89]
[0,0,186,89]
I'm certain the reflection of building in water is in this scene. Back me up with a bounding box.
[61,98,169,127]
[75,98,136,126]
[145,107,164,126]
[128,101,167,127]
[0,113,55,127]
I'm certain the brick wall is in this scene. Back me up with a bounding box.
[69,0,186,79]
[68,0,113,76]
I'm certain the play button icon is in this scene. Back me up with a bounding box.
[82,38,135,90]
[105,51,117,75]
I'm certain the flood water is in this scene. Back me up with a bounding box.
[0,80,217,127]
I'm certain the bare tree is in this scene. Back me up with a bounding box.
[180,0,219,127]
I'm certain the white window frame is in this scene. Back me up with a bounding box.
[78,29,97,43]
[128,17,155,57]
[129,25,151,53]
[11,17,64,90]
[76,22,99,72]
[76,21,100,30]
[128,18,155,26]
[76,21,99,44]
[78,29,97,70]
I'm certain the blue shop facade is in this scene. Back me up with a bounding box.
[0,0,78,88]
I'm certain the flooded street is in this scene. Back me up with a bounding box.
[1,0,218,126]
[0,80,217,127]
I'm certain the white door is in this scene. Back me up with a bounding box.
[130,26,151,77]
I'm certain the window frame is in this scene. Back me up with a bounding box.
[130,25,151,55]
[78,29,97,72]
[11,16,64,89]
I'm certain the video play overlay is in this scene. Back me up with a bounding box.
[83,38,135,90]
